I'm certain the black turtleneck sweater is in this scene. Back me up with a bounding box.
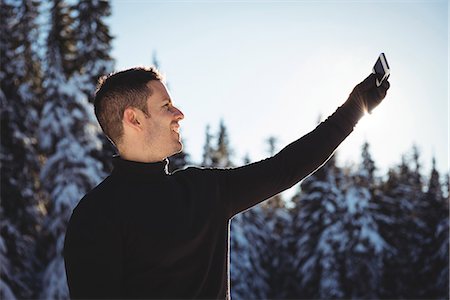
[63,101,363,299]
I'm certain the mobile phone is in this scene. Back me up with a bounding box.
[372,53,390,87]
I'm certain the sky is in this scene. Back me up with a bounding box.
[109,0,449,185]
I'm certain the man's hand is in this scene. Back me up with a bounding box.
[349,73,390,113]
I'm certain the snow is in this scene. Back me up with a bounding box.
[346,187,361,214]
[40,256,69,299]
[38,25,108,297]
[0,280,16,300]
[0,235,12,283]
[360,224,388,254]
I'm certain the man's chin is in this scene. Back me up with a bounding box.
[171,142,183,155]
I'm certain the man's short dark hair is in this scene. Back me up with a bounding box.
[94,66,163,146]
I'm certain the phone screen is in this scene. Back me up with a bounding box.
[373,53,390,87]
[374,57,385,78]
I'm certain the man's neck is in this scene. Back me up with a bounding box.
[118,147,165,163]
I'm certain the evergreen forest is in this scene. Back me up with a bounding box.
[1,0,448,299]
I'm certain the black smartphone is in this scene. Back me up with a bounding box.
[372,53,390,87]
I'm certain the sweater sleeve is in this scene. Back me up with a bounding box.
[63,197,124,299]
[216,99,364,218]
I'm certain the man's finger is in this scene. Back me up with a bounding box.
[358,73,377,92]
[376,87,387,101]
[377,80,390,100]
[381,79,390,90]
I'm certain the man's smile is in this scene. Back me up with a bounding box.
[172,123,180,134]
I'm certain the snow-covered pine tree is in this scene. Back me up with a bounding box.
[46,0,77,79]
[38,0,105,298]
[378,166,405,298]
[290,154,347,299]
[0,0,45,298]
[434,181,449,299]
[0,208,16,300]
[378,149,428,298]
[255,136,292,299]
[72,0,116,173]
[72,0,113,99]
[421,158,449,298]
[229,209,253,299]
[235,152,272,299]
[259,193,291,299]
[231,204,271,299]
[339,141,392,299]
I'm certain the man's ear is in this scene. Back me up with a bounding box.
[123,107,142,131]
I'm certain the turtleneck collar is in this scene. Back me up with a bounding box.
[111,156,169,180]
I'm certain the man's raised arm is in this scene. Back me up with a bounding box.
[214,74,390,217]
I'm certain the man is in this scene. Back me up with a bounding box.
[63,67,390,299]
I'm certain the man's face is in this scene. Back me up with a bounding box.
[141,80,184,158]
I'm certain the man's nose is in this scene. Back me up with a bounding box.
[173,106,184,121]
